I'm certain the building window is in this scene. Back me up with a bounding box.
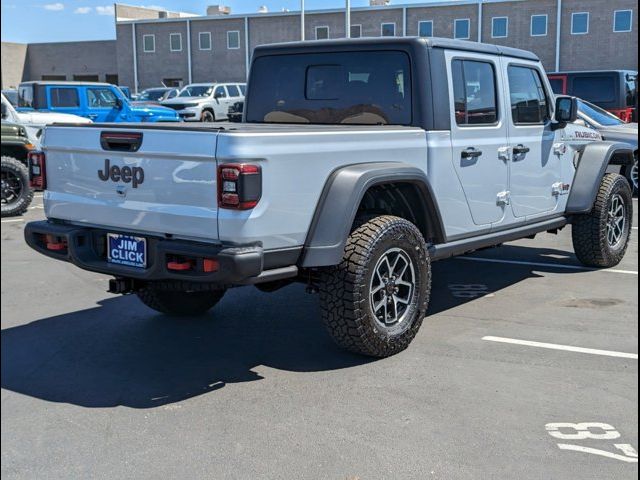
[350,24,362,38]
[227,31,240,49]
[419,20,433,37]
[169,33,182,52]
[492,17,508,38]
[454,19,471,39]
[315,26,330,40]
[143,34,155,53]
[531,15,548,36]
[199,32,212,50]
[571,12,589,35]
[381,23,396,37]
[614,10,633,32]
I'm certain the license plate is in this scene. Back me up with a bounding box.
[107,234,147,268]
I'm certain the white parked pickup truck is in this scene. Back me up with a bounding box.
[25,38,634,357]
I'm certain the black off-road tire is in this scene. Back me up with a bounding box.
[318,215,431,358]
[624,157,638,195]
[136,284,226,316]
[1,156,34,218]
[572,173,633,268]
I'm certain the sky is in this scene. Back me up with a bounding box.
[0,0,459,43]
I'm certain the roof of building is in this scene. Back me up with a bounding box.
[254,37,539,62]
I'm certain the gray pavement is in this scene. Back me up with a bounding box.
[1,195,638,480]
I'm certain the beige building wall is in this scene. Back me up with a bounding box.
[1,42,28,88]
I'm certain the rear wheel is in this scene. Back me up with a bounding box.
[1,156,34,218]
[318,216,431,358]
[572,173,633,268]
[136,284,226,316]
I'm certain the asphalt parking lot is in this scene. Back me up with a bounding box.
[1,195,637,480]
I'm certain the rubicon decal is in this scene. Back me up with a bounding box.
[98,159,145,188]
[573,131,601,140]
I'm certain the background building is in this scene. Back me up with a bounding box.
[2,0,638,91]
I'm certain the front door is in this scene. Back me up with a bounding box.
[504,62,561,218]
[446,51,510,226]
[86,87,123,122]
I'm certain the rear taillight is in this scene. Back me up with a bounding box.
[28,151,46,190]
[217,163,262,210]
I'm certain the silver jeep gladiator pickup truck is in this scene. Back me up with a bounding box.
[25,38,635,358]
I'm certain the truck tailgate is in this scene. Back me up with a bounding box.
[42,126,220,242]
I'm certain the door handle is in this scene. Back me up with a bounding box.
[513,144,530,155]
[461,147,483,159]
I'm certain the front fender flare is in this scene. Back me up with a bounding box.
[566,142,634,214]
[300,162,444,268]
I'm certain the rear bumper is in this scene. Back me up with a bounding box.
[24,220,264,284]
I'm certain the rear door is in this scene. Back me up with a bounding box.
[446,50,510,227]
[503,61,560,218]
[43,126,220,241]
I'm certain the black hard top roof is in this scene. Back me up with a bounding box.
[254,37,539,62]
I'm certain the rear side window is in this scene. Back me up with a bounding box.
[227,85,240,97]
[507,66,550,124]
[572,76,616,104]
[50,88,80,108]
[18,85,34,108]
[452,59,498,125]
[246,51,412,125]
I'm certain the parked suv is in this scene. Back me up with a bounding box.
[25,38,635,358]
[17,81,179,123]
[161,83,246,122]
[549,70,638,123]
[134,87,180,105]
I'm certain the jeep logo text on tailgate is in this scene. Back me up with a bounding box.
[98,159,145,188]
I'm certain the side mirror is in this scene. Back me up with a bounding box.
[214,92,224,100]
[553,96,578,129]
[115,98,124,110]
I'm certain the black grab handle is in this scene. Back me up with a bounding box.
[100,131,143,152]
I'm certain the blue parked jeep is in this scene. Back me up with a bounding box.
[16,81,179,123]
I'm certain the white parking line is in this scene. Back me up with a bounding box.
[458,257,638,276]
[483,336,638,359]
[1,218,24,223]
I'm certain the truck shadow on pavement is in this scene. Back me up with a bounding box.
[1,245,592,409]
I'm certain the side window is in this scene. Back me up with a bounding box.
[227,85,240,97]
[50,88,80,108]
[87,88,118,108]
[214,86,227,99]
[18,86,34,108]
[239,84,246,95]
[451,59,498,126]
[507,66,550,125]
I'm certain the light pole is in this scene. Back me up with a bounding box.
[346,0,351,38]
[301,0,305,41]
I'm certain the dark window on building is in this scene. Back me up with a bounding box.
[227,85,240,97]
[143,34,155,53]
[614,10,633,32]
[382,23,396,37]
[452,59,498,125]
[87,88,118,108]
[170,33,182,52]
[507,66,550,124]
[105,74,119,85]
[572,76,616,103]
[50,88,80,108]
[350,25,362,38]
[163,78,183,88]
[419,21,433,37]
[41,75,66,81]
[247,51,412,125]
[531,15,548,36]
[571,12,589,35]
[73,75,99,82]
[492,17,508,38]
[315,26,329,40]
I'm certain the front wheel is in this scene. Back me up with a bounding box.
[136,284,226,316]
[200,110,215,123]
[1,156,34,218]
[572,173,633,268]
[318,216,431,358]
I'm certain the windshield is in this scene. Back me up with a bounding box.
[578,99,625,127]
[137,89,168,101]
[179,85,213,98]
